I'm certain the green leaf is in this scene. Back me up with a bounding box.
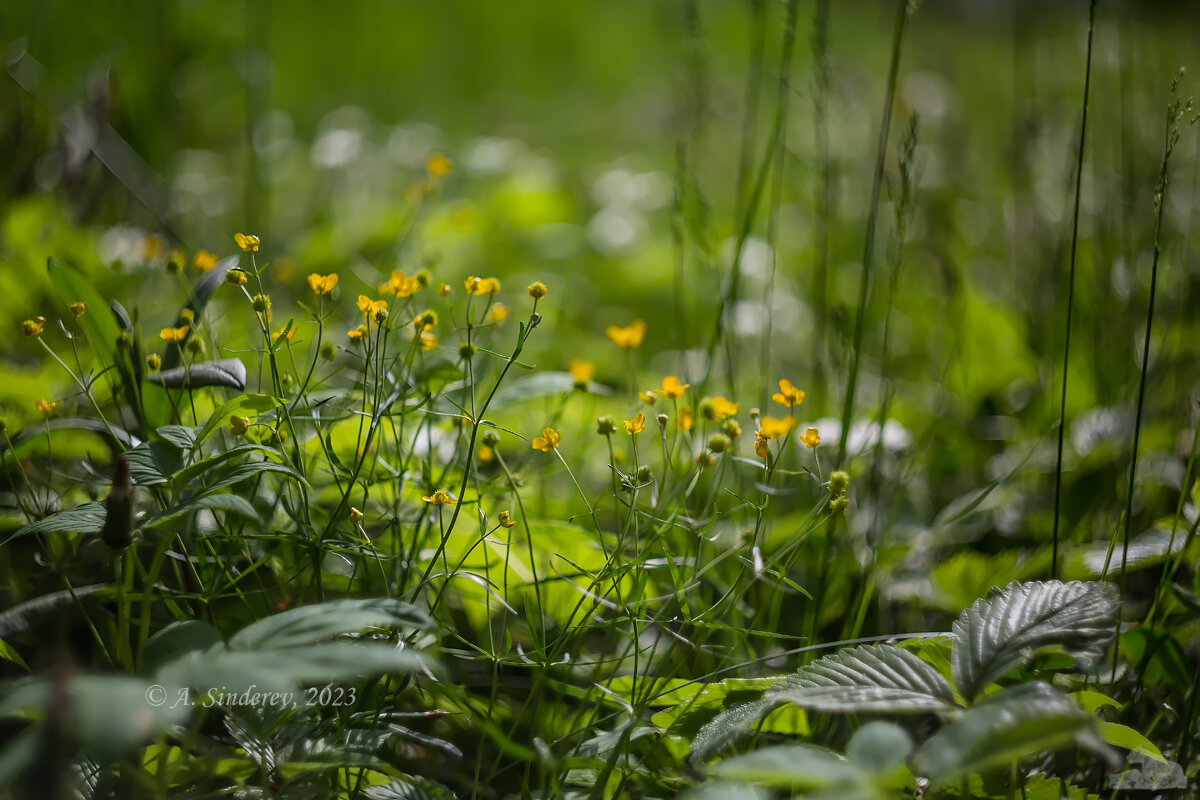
[195,393,283,446]
[711,745,861,790]
[0,639,29,671]
[490,371,611,408]
[200,459,310,494]
[1097,721,1165,763]
[7,502,107,541]
[1071,690,1121,714]
[678,783,772,800]
[147,358,247,390]
[1121,626,1190,691]
[846,721,913,773]
[140,492,260,529]
[0,585,111,637]
[125,439,184,485]
[768,644,960,715]
[142,620,223,671]
[159,642,431,695]
[156,424,197,450]
[172,442,282,486]
[228,598,431,650]
[913,682,1107,782]
[951,580,1118,701]
[690,697,779,764]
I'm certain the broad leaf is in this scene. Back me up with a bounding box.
[846,721,913,772]
[147,358,247,390]
[172,442,283,486]
[0,585,110,637]
[711,744,861,790]
[125,439,183,485]
[913,682,1108,782]
[768,645,960,714]
[951,580,1118,701]
[162,256,238,369]
[690,697,779,763]
[140,493,260,529]
[7,502,107,541]
[679,783,772,800]
[1098,722,1165,763]
[156,424,197,450]
[228,598,431,650]
[195,393,283,446]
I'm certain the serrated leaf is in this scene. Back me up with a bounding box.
[156,424,197,450]
[913,682,1106,782]
[125,439,184,485]
[228,598,430,650]
[362,776,459,799]
[690,697,779,764]
[951,580,1118,701]
[147,358,247,390]
[711,744,861,789]
[7,502,107,541]
[769,645,960,715]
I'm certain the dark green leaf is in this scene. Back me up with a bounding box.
[156,424,197,450]
[162,256,238,369]
[140,493,260,529]
[951,580,1118,701]
[846,721,913,772]
[690,697,779,763]
[201,459,310,494]
[7,502,107,542]
[228,598,431,650]
[0,585,111,637]
[125,439,184,486]
[147,358,247,390]
[172,443,284,487]
[711,744,861,789]
[142,620,223,671]
[46,258,120,366]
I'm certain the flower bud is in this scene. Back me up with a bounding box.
[596,415,618,435]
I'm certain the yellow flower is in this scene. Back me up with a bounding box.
[800,426,821,449]
[413,310,438,330]
[417,331,438,350]
[498,510,515,528]
[146,354,162,371]
[638,391,657,406]
[659,375,689,399]
[70,301,88,318]
[700,396,739,421]
[35,398,58,417]
[772,379,805,408]
[144,235,167,262]
[464,276,500,295]
[193,249,218,271]
[234,232,261,252]
[758,416,797,439]
[273,326,296,342]
[528,281,548,300]
[378,270,419,297]
[568,360,595,383]
[754,432,770,459]
[531,427,561,452]
[438,282,452,296]
[676,406,693,431]
[21,317,46,339]
[229,415,250,436]
[605,319,645,349]
[349,507,364,523]
[488,303,509,323]
[477,445,495,463]
[625,413,646,435]
[355,295,385,316]
[422,488,458,505]
[226,268,249,286]
[347,324,369,341]
[307,272,339,295]
[159,325,190,343]
[425,152,452,179]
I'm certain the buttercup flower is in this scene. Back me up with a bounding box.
[378,270,419,298]
[22,317,46,339]
[413,310,438,330]
[757,416,797,439]
[234,232,261,252]
[531,428,562,451]
[638,391,657,406]
[417,331,438,350]
[498,510,516,528]
[438,283,452,296]
[226,268,248,286]
[347,324,369,341]
[35,399,58,417]
[700,396,739,421]
[193,249,218,271]
[357,295,388,318]
[568,360,595,384]
[676,406,693,431]
[229,415,250,436]
[425,152,452,180]
[308,272,339,295]
[464,276,500,295]
[754,431,770,459]
[528,281,548,300]
[625,412,646,435]
[488,303,509,323]
[70,302,88,318]
[349,507,364,523]
[159,325,190,343]
[422,488,458,505]
[659,376,689,399]
[772,379,805,408]
[605,319,645,349]
[800,426,821,449]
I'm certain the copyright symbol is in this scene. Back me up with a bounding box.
[145,684,167,707]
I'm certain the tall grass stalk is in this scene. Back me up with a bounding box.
[1050,0,1098,580]
[837,0,912,465]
